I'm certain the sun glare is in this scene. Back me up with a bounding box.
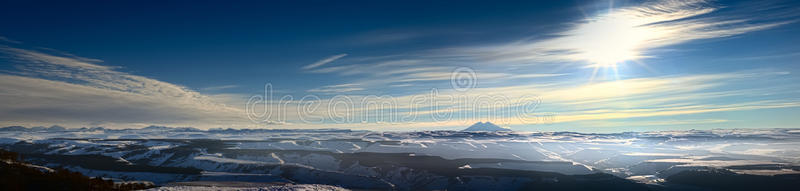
[565,6,666,81]
[577,14,647,68]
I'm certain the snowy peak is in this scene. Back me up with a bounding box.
[462,122,510,132]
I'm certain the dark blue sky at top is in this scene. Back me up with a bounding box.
[1,0,798,97]
[0,0,594,93]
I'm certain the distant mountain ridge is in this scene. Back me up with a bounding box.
[0,125,352,133]
[0,125,68,132]
[462,122,510,132]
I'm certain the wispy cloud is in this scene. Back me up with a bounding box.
[0,36,21,44]
[441,0,795,65]
[283,70,800,130]
[576,119,729,128]
[307,83,364,93]
[300,0,796,96]
[200,85,239,92]
[302,53,347,70]
[550,100,800,124]
[0,46,251,129]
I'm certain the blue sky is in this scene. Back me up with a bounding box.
[1,0,799,132]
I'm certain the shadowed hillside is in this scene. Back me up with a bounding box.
[0,149,154,191]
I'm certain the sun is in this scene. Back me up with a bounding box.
[583,39,637,68]
[567,7,661,81]
[578,15,646,69]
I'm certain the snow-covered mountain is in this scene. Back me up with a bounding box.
[462,122,510,132]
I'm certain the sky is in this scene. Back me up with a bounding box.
[1,0,799,132]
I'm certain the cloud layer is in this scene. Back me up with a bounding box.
[0,46,249,129]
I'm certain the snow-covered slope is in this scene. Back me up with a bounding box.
[149,183,349,191]
[2,126,800,190]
